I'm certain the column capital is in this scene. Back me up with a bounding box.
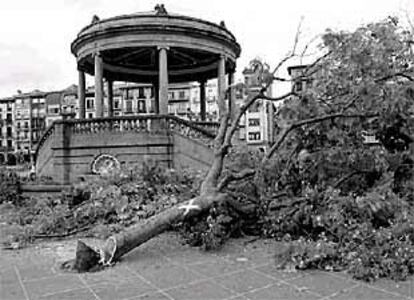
[157,45,170,51]
[94,51,102,58]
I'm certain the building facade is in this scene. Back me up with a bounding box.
[0,97,15,164]
[0,71,278,165]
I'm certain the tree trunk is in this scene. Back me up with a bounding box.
[63,192,227,272]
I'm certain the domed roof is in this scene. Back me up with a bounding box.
[71,5,241,83]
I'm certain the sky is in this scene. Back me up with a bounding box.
[0,0,413,98]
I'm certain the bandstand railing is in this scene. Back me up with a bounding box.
[35,115,217,160]
[193,121,220,134]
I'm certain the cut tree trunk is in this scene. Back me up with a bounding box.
[63,192,227,272]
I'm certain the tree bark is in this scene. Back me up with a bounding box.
[63,48,303,272]
[65,192,227,272]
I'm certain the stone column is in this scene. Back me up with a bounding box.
[107,79,114,117]
[228,72,234,117]
[78,70,86,119]
[217,55,226,104]
[158,46,169,115]
[199,80,206,121]
[94,52,104,118]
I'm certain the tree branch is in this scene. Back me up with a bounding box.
[217,168,256,191]
[375,72,414,83]
[264,112,378,162]
[260,92,297,102]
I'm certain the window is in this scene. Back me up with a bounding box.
[24,122,29,129]
[294,81,303,92]
[169,92,175,100]
[86,99,94,109]
[17,122,21,129]
[248,132,261,141]
[137,100,146,113]
[179,91,185,99]
[88,113,94,119]
[248,118,260,126]
[138,88,145,99]
[48,107,59,115]
[125,101,133,113]
[114,99,120,109]
[7,140,12,148]
[126,89,134,100]
[7,127,12,138]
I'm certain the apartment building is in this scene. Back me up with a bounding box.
[0,71,279,165]
[14,91,47,162]
[0,97,15,164]
[241,66,275,150]
[118,83,155,116]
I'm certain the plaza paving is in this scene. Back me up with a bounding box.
[1,232,414,300]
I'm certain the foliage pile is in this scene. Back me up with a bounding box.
[250,17,414,282]
[0,163,202,247]
[184,17,414,281]
[0,168,22,205]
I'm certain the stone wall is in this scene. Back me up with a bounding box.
[36,117,214,184]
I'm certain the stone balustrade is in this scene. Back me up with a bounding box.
[35,115,217,162]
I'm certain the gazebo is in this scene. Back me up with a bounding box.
[71,4,241,120]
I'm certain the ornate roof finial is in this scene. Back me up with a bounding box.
[91,15,100,24]
[219,20,226,28]
[154,4,168,15]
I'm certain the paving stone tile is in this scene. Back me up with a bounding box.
[166,280,235,299]
[24,274,83,300]
[329,285,407,300]
[137,264,202,289]
[90,276,156,300]
[163,248,214,265]
[123,251,171,273]
[1,282,27,300]
[39,287,96,300]
[254,264,306,281]
[288,271,355,297]
[187,258,245,277]
[244,281,320,300]
[81,264,137,285]
[1,267,19,285]
[0,255,16,273]
[17,265,56,281]
[372,278,414,299]
[214,269,274,294]
[226,296,250,300]
[220,253,273,268]
[6,254,35,268]
[134,291,171,299]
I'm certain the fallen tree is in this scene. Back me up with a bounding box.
[63,28,302,271]
[64,17,414,273]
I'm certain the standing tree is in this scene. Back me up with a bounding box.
[67,17,414,272]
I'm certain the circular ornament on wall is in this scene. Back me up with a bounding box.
[91,154,120,175]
